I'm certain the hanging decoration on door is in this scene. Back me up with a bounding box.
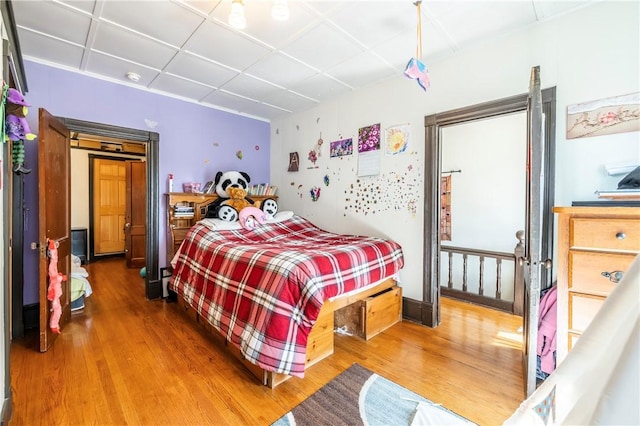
[47,239,67,334]
[404,1,430,91]
[4,87,37,174]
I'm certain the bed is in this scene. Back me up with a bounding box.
[169,212,404,387]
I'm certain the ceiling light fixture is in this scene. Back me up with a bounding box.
[228,0,247,30]
[271,0,290,21]
[126,71,141,82]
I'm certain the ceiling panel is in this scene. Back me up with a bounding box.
[17,28,85,69]
[85,51,161,86]
[185,20,272,71]
[325,51,397,89]
[12,0,598,122]
[244,52,318,88]
[100,0,206,47]
[281,22,365,71]
[13,0,92,45]
[288,73,351,102]
[150,73,215,101]
[91,22,179,69]
[218,73,282,100]
[164,52,238,88]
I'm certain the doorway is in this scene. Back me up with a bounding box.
[422,88,557,327]
[58,117,161,300]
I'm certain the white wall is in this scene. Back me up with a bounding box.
[271,1,640,301]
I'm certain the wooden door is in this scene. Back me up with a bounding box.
[125,160,146,268]
[38,108,71,352]
[93,158,126,255]
[522,65,544,397]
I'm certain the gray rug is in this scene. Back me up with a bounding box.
[272,363,475,426]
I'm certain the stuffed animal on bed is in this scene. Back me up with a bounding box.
[239,206,269,230]
[204,170,278,222]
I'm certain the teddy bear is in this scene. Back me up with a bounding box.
[205,170,278,222]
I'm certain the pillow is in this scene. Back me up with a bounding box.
[268,211,294,222]
[198,218,243,231]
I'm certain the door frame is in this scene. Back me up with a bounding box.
[57,117,162,300]
[88,154,132,261]
[421,88,556,327]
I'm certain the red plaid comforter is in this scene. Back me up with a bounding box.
[169,214,404,377]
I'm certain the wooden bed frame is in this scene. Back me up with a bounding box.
[170,277,402,388]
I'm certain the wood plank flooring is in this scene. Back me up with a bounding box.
[9,257,524,425]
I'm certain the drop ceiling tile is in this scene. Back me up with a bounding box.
[262,89,318,113]
[176,0,220,16]
[58,1,96,14]
[244,52,317,88]
[218,73,281,101]
[85,51,161,86]
[426,1,537,45]
[328,2,415,49]
[373,24,453,71]
[324,52,397,89]
[13,0,92,45]
[150,73,215,101]
[234,2,320,49]
[17,28,85,69]
[185,20,272,71]
[165,52,237,88]
[91,22,179,69]
[239,102,291,121]
[100,1,205,47]
[202,89,258,112]
[288,73,351,102]
[282,22,364,71]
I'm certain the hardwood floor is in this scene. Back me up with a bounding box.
[9,258,524,425]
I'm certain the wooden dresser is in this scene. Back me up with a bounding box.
[554,206,640,364]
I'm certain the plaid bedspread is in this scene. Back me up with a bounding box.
[169,214,404,377]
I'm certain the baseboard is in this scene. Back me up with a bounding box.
[402,297,437,328]
[23,303,39,330]
[1,394,12,425]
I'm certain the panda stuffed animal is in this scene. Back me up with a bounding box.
[205,170,278,222]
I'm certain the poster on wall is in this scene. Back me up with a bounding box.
[357,123,381,176]
[330,138,353,157]
[566,92,640,139]
[385,124,410,155]
[288,152,299,172]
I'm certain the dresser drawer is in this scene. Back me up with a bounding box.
[571,218,640,252]
[569,293,605,333]
[569,251,636,296]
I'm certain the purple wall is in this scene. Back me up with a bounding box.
[20,60,270,305]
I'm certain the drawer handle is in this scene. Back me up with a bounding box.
[615,232,626,240]
[601,270,624,283]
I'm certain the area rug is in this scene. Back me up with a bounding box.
[272,363,475,425]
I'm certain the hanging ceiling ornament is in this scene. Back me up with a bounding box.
[404,0,430,91]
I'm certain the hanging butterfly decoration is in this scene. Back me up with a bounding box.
[404,0,430,91]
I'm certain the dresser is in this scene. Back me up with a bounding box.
[554,206,640,364]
